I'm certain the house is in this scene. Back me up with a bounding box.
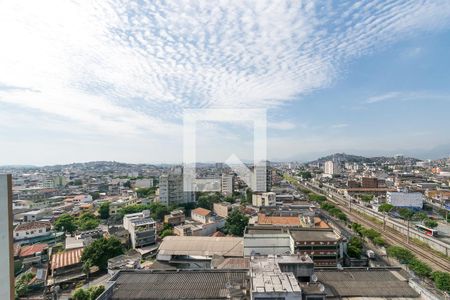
[191,207,212,224]
[49,247,85,286]
[14,221,52,241]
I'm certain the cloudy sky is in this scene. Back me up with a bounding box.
[1,0,450,165]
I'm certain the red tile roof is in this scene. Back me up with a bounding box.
[51,247,83,270]
[19,243,48,257]
[192,207,211,217]
[257,213,301,226]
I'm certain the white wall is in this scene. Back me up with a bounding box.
[0,174,14,300]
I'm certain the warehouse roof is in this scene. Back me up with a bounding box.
[109,269,249,300]
[315,269,419,298]
[158,236,243,257]
[51,247,83,270]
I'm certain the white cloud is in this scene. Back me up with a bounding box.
[330,123,349,129]
[1,0,450,162]
[365,91,449,104]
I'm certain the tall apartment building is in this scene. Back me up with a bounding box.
[324,160,339,176]
[123,210,156,249]
[251,163,271,192]
[159,174,194,206]
[0,174,14,300]
[221,174,234,195]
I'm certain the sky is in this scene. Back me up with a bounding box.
[1,0,450,165]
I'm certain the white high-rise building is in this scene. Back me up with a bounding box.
[252,162,271,192]
[0,174,14,300]
[324,160,339,176]
[221,174,234,195]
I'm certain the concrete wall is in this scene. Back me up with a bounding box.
[0,174,14,300]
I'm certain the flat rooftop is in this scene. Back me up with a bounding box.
[289,229,340,242]
[315,269,419,298]
[158,236,244,257]
[109,269,249,300]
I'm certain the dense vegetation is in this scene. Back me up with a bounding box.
[72,285,105,300]
[81,237,124,270]
[224,210,249,236]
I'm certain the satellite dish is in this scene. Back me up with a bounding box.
[311,274,318,283]
[337,263,343,270]
[318,283,325,293]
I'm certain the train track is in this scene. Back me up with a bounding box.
[296,181,450,272]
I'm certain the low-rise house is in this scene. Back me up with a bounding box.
[191,207,212,224]
[14,221,52,242]
[49,247,84,286]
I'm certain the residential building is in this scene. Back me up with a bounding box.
[159,174,194,206]
[386,191,424,209]
[191,207,212,224]
[123,210,156,249]
[252,163,271,192]
[324,160,339,176]
[49,247,84,286]
[163,209,185,226]
[221,173,234,195]
[13,221,52,241]
[252,192,276,207]
[361,177,379,188]
[134,178,154,189]
[0,174,14,300]
[213,202,232,218]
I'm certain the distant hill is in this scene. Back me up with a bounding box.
[307,153,421,165]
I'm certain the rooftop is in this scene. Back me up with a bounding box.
[108,269,249,300]
[158,236,244,258]
[315,269,419,298]
[289,228,341,242]
[14,221,51,232]
[51,247,83,270]
[192,207,212,216]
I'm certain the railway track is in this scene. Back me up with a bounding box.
[296,181,450,272]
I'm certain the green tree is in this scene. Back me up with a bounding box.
[54,213,77,234]
[360,194,374,202]
[136,187,157,198]
[387,246,415,264]
[224,210,249,236]
[159,224,174,239]
[432,271,450,292]
[72,287,89,300]
[347,237,363,258]
[81,237,124,270]
[298,171,312,180]
[398,208,415,243]
[77,213,100,231]
[423,218,438,228]
[90,192,100,200]
[99,202,110,219]
[88,285,105,299]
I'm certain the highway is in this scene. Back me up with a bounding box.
[291,178,450,272]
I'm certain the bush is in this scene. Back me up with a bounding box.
[387,246,415,264]
[432,271,450,292]
[372,236,385,246]
[408,258,432,278]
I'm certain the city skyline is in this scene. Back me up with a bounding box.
[1,1,450,165]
